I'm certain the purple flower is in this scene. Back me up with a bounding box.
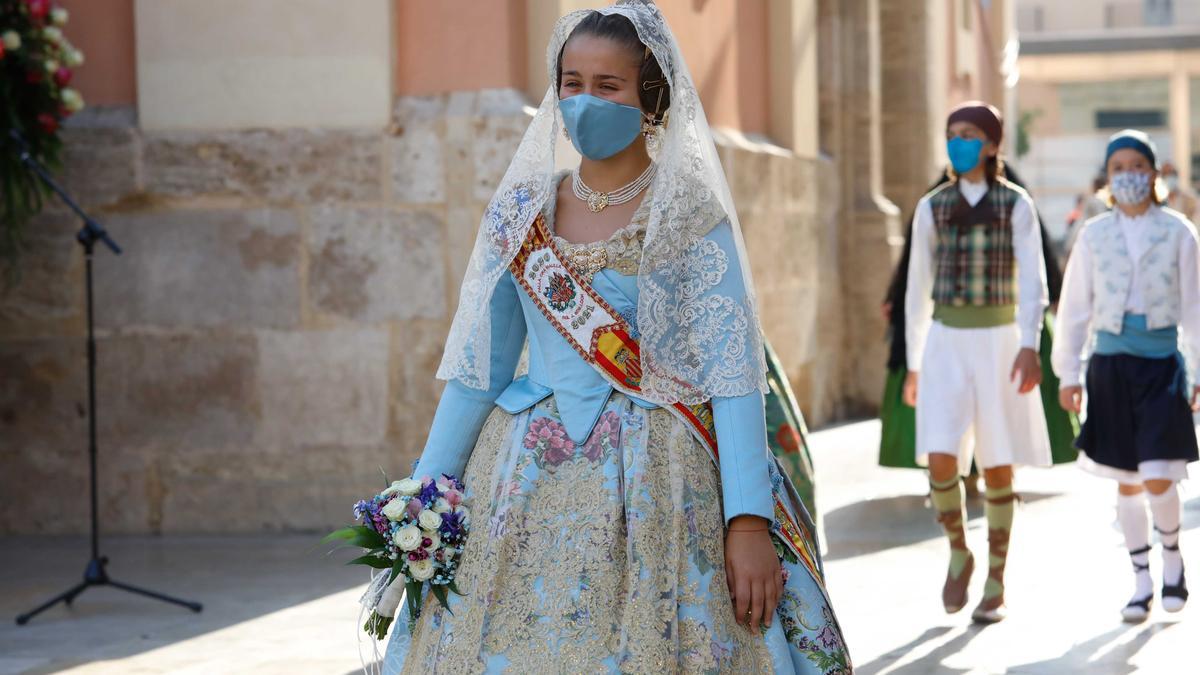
[817,625,840,649]
[582,411,620,462]
[524,417,575,465]
[440,510,467,540]
[406,498,423,519]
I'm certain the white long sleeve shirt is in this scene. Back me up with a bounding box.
[1051,208,1200,387]
[904,178,1048,372]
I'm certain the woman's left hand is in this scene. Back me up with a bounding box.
[725,515,783,633]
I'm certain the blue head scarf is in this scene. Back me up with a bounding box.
[1105,129,1159,169]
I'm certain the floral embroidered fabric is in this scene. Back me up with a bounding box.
[545,173,648,282]
[382,393,851,674]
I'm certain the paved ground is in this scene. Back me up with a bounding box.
[2,419,1196,674]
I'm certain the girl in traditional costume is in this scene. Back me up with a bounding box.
[381,2,848,672]
[1052,129,1200,623]
[903,102,1053,624]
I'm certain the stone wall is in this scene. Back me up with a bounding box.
[0,90,860,535]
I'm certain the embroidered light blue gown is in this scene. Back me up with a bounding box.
[382,194,850,674]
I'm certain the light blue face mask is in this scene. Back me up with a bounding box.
[947,137,985,175]
[560,94,644,161]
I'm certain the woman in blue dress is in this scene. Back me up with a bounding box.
[382,2,849,672]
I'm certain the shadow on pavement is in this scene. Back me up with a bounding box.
[853,625,977,675]
[822,492,1062,562]
[1007,621,1182,674]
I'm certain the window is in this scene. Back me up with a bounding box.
[1095,109,1166,129]
[1146,0,1175,26]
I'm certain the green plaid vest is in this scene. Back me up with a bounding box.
[929,178,1023,307]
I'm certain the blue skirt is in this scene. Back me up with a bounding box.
[1077,353,1198,472]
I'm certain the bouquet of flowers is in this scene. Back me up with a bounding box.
[1,0,85,270]
[325,473,470,639]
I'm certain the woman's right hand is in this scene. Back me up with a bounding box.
[1059,385,1083,413]
[902,371,919,407]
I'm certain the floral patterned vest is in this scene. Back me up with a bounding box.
[1083,206,1190,334]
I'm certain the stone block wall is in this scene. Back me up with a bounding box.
[0,90,855,535]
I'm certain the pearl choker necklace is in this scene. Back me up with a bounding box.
[572,163,655,213]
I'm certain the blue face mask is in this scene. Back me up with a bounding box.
[947,137,985,175]
[560,94,644,161]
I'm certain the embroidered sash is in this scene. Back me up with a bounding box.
[509,213,823,584]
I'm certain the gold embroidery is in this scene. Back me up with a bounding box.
[401,394,773,673]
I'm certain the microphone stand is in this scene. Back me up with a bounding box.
[9,129,203,625]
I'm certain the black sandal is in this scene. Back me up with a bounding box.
[1122,545,1154,623]
[1159,534,1189,610]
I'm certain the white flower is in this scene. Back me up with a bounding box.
[418,509,442,531]
[408,558,436,582]
[50,7,69,26]
[61,88,84,113]
[380,498,407,521]
[65,48,83,67]
[393,525,422,551]
[396,478,422,496]
[380,480,404,497]
[2,31,21,51]
[432,497,452,514]
[43,27,62,44]
[44,59,58,73]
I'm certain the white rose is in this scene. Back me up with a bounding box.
[418,509,443,531]
[65,48,83,67]
[432,497,451,514]
[380,498,407,521]
[380,480,405,497]
[43,27,62,44]
[396,478,422,496]
[2,31,21,51]
[50,7,69,26]
[408,558,436,582]
[393,525,422,551]
[61,88,84,113]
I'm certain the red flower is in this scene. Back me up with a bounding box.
[27,0,50,21]
[775,424,801,454]
[37,112,58,134]
[582,411,620,462]
[0,44,6,60]
[53,66,71,87]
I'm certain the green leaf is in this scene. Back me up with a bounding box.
[430,584,452,614]
[321,526,361,545]
[447,579,464,596]
[405,580,424,622]
[347,554,393,569]
[389,558,405,586]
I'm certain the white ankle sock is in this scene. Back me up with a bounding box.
[1147,485,1183,586]
[1117,491,1153,599]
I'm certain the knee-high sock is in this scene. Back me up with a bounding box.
[1117,491,1153,598]
[930,476,970,576]
[1148,485,1184,584]
[983,484,1016,601]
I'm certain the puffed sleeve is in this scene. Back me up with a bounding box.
[411,272,527,480]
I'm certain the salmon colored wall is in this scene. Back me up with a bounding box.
[395,0,527,96]
[59,0,136,106]
[656,0,769,134]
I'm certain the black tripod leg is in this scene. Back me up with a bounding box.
[107,579,203,613]
[15,581,89,625]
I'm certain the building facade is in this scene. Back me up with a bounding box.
[1016,0,1200,238]
[0,0,1013,535]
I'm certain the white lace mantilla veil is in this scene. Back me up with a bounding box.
[436,0,767,406]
